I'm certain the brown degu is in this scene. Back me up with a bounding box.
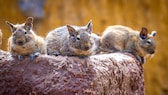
[100,25,156,63]
[6,17,44,60]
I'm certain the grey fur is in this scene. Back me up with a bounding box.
[45,21,99,57]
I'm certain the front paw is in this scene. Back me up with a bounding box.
[18,55,24,60]
[52,51,60,56]
[29,52,40,61]
[34,52,40,57]
[79,55,89,58]
[122,50,133,54]
[136,55,145,64]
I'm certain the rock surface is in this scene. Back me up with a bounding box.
[0,50,144,95]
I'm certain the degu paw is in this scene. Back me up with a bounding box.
[29,52,40,61]
[135,55,145,64]
[52,51,60,56]
[18,55,24,60]
[122,50,134,54]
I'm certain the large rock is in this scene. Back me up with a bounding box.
[0,50,144,95]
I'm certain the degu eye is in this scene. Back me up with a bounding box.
[76,37,80,40]
[24,32,27,34]
[146,40,151,45]
[76,35,80,40]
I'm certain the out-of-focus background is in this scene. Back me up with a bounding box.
[0,0,167,95]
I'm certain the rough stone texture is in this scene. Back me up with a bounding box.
[0,50,144,95]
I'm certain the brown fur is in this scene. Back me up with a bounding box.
[45,20,98,57]
[6,17,44,58]
[100,25,156,63]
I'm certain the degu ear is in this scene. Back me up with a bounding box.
[150,31,157,37]
[139,27,148,40]
[24,17,34,30]
[66,24,76,36]
[6,21,16,32]
[86,20,92,34]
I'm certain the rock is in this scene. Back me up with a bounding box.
[0,50,144,95]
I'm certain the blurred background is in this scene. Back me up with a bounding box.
[0,0,167,95]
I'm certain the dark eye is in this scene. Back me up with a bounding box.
[77,37,80,41]
[71,34,75,37]
[147,40,151,45]
[24,32,27,34]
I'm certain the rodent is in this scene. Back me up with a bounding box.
[6,17,44,60]
[100,25,156,63]
[45,20,98,57]
[0,29,2,48]
[90,33,101,54]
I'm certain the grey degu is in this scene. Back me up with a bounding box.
[6,17,44,60]
[100,25,156,63]
[45,20,98,57]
